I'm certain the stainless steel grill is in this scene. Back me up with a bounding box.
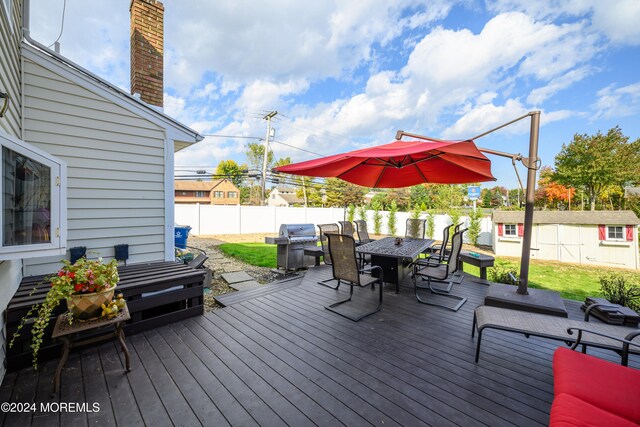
[265,224,319,270]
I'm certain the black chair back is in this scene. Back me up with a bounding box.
[406,218,426,239]
[338,221,355,237]
[354,220,371,243]
[318,223,339,265]
[327,234,360,285]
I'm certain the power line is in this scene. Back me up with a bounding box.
[47,0,67,48]
[200,134,262,140]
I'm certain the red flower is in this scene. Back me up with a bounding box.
[58,271,65,277]
[74,284,83,292]
[67,272,75,279]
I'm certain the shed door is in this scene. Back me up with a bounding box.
[532,224,558,261]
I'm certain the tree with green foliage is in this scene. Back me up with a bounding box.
[467,208,483,246]
[554,126,640,210]
[425,210,435,239]
[370,192,388,210]
[324,178,365,207]
[245,142,274,171]
[409,185,429,208]
[372,201,383,235]
[387,200,398,235]
[215,159,246,188]
[347,204,356,222]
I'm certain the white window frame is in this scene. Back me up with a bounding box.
[228,191,237,198]
[0,131,67,260]
[195,191,205,197]
[504,223,517,237]
[213,191,224,198]
[606,225,624,241]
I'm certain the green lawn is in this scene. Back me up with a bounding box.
[219,243,277,268]
[220,242,639,302]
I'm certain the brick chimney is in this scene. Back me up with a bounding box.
[130,0,164,108]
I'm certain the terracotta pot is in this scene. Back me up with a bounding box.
[66,285,116,321]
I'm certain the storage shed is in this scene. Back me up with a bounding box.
[492,210,640,270]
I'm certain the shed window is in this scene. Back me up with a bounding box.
[607,226,624,240]
[195,191,205,197]
[0,131,66,259]
[213,191,224,198]
[504,224,517,237]
[228,191,237,198]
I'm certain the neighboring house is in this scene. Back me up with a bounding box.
[0,0,201,380]
[268,186,304,207]
[175,180,240,205]
[493,210,640,270]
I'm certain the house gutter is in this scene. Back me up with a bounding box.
[20,0,203,144]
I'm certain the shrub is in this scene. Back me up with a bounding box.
[357,205,367,221]
[425,210,435,239]
[410,204,421,220]
[488,265,518,285]
[387,200,398,235]
[448,208,462,228]
[372,202,382,235]
[599,274,640,312]
[347,204,356,222]
[467,208,483,246]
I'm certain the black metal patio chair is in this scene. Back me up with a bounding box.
[317,223,340,289]
[405,218,426,239]
[338,220,355,237]
[325,233,384,321]
[412,228,468,311]
[354,219,375,244]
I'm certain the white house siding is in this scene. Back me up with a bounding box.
[0,0,21,138]
[0,1,24,382]
[21,58,167,276]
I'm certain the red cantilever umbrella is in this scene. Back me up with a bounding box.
[273,139,495,188]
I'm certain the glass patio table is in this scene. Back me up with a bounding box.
[356,237,435,290]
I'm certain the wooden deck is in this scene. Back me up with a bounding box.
[2,265,638,426]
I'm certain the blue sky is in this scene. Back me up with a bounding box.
[30,0,640,189]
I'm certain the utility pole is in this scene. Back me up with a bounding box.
[261,111,277,205]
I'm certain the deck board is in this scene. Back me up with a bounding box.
[2,264,638,426]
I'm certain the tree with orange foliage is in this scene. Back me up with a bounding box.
[536,166,575,209]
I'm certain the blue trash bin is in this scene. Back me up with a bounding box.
[174,225,191,249]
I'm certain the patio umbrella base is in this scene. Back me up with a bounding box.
[484,283,568,317]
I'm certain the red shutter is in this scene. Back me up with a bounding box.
[627,225,634,241]
[598,224,606,240]
[517,223,524,237]
[497,223,503,236]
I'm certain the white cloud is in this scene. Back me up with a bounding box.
[527,67,593,104]
[234,79,310,112]
[487,0,640,45]
[593,82,640,119]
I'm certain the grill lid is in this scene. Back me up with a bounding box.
[279,223,317,240]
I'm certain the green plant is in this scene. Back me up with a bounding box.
[488,265,518,285]
[347,204,356,222]
[387,200,398,235]
[357,205,367,221]
[467,208,483,246]
[410,204,421,220]
[10,257,119,369]
[372,202,382,235]
[425,210,435,239]
[599,274,640,311]
[447,207,462,228]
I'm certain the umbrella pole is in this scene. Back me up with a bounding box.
[517,111,540,295]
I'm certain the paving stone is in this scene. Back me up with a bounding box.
[230,281,262,292]
[221,271,254,284]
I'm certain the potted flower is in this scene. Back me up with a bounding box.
[10,257,119,368]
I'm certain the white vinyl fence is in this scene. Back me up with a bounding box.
[175,204,494,246]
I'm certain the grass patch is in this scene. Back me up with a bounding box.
[218,243,277,268]
[220,243,640,303]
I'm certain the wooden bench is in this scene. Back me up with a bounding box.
[458,252,494,280]
[5,261,206,370]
